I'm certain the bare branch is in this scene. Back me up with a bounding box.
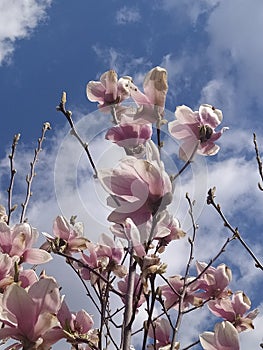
[20,123,51,223]
[57,91,98,178]
[253,133,263,191]
[207,187,263,271]
[7,133,20,224]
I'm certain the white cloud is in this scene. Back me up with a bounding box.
[160,0,219,25]
[204,0,263,118]
[116,6,141,25]
[92,44,152,77]
[0,0,52,65]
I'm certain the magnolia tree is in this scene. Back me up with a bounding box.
[0,67,262,350]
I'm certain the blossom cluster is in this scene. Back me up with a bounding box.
[0,66,259,350]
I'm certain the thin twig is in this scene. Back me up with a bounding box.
[170,142,200,183]
[7,133,20,225]
[170,193,198,349]
[20,122,51,223]
[207,187,263,271]
[181,339,200,350]
[56,91,98,178]
[66,258,101,314]
[121,244,136,350]
[54,251,123,297]
[253,133,263,191]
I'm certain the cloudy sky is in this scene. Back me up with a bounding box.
[0,1,263,349]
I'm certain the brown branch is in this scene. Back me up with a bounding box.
[20,123,51,223]
[7,133,20,225]
[207,187,263,271]
[253,133,263,191]
[170,142,200,183]
[170,193,198,349]
[56,92,98,178]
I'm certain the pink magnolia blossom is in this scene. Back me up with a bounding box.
[43,216,89,254]
[160,275,203,310]
[0,276,63,349]
[200,321,240,350]
[86,70,134,109]
[0,252,39,291]
[168,104,228,161]
[80,235,126,283]
[152,210,186,245]
[105,123,152,155]
[110,218,146,257]
[98,156,172,226]
[0,253,18,290]
[130,66,168,123]
[148,318,176,350]
[194,261,232,300]
[0,222,51,265]
[208,291,259,332]
[57,299,98,347]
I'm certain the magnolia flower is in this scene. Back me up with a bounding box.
[152,210,186,245]
[168,104,228,161]
[80,235,126,283]
[110,218,146,257]
[86,70,134,109]
[105,123,152,156]
[0,253,38,291]
[194,262,232,300]
[57,299,98,347]
[43,216,89,254]
[0,277,62,349]
[160,275,203,310]
[200,321,240,350]
[208,291,259,332]
[148,318,174,350]
[0,222,51,264]
[98,156,172,226]
[130,66,168,123]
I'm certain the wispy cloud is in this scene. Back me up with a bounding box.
[115,6,141,25]
[0,0,52,65]
[92,44,152,80]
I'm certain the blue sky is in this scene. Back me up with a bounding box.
[0,1,263,349]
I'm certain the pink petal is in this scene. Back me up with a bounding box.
[86,81,105,103]
[33,312,59,340]
[75,310,94,333]
[57,299,73,329]
[179,138,199,161]
[0,327,21,340]
[143,66,168,108]
[29,277,61,315]
[199,105,223,128]
[168,120,198,140]
[23,248,52,264]
[19,268,39,288]
[199,331,218,350]
[175,105,196,124]
[215,321,239,349]
[3,284,37,337]
[100,70,118,101]
[53,216,71,240]
[0,222,12,253]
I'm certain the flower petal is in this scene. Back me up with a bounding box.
[3,284,37,337]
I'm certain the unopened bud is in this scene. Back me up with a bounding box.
[61,91,67,104]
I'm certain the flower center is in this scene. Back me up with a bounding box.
[199,125,213,143]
